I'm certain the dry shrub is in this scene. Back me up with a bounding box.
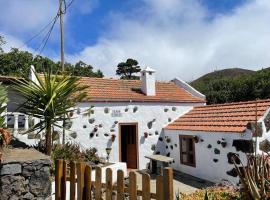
[179,187,240,200]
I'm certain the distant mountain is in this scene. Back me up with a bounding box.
[190,67,270,104]
[191,68,255,87]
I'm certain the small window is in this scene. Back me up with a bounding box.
[179,135,196,167]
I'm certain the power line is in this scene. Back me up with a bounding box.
[18,16,58,50]
[35,15,59,55]
[17,0,75,55]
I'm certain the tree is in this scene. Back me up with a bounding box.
[116,58,141,79]
[0,36,5,53]
[14,70,88,155]
[0,48,103,78]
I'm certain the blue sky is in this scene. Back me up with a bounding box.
[1,0,270,80]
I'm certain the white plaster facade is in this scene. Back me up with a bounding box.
[164,129,252,183]
[63,102,204,169]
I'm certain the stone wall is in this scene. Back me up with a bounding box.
[0,148,51,200]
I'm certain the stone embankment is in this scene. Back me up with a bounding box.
[0,148,51,200]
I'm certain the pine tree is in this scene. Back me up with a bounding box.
[116,58,141,79]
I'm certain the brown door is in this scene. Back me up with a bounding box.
[120,124,138,169]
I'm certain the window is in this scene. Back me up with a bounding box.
[179,135,196,167]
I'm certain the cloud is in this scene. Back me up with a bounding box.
[71,0,99,15]
[0,0,58,35]
[0,31,34,53]
[67,0,270,81]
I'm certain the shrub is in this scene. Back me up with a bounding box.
[51,142,101,171]
[179,187,240,200]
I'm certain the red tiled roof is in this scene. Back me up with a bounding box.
[78,77,205,103]
[166,99,270,132]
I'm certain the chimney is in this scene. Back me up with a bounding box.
[29,65,39,84]
[141,67,156,96]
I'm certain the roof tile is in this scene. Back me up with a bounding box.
[166,99,270,133]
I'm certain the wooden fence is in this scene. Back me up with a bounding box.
[55,160,173,200]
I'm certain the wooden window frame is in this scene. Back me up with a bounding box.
[179,135,196,167]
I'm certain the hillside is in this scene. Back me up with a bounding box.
[191,68,255,87]
[190,67,270,104]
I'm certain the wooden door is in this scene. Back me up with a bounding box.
[120,124,138,169]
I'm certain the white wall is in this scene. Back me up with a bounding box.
[62,102,203,169]
[164,129,252,184]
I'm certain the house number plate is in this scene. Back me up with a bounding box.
[111,110,122,117]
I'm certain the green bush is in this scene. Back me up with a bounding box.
[51,142,100,171]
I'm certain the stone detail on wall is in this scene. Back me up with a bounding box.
[226,168,238,177]
[133,106,138,113]
[172,107,177,111]
[247,121,263,137]
[64,119,72,130]
[227,152,240,164]
[259,139,270,152]
[70,132,77,139]
[214,148,220,154]
[88,118,95,124]
[232,139,254,153]
[0,149,51,200]
[264,111,270,132]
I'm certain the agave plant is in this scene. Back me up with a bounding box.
[232,154,270,200]
[14,70,87,155]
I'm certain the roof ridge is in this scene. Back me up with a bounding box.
[194,98,270,108]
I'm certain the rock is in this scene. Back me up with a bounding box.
[247,121,263,137]
[264,111,270,132]
[23,192,34,199]
[214,148,220,154]
[232,139,254,153]
[1,163,21,175]
[0,149,51,200]
[70,132,77,139]
[259,139,270,152]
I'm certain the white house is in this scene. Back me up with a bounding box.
[2,67,206,170]
[164,99,270,183]
[4,67,270,184]
[59,67,206,169]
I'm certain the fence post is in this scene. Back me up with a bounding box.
[156,175,164,200]
[163,167,173,200]
[117,170,124,200]
[105,168,113,200]
[95,166,102,200]
[77,162,86,200]
[142,173,151,200]
[84,165,92,200]
[129,171,137,200]
[70,161,76,200]
[55,159,63,200]
[62,160,67,200]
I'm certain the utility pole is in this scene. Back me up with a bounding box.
[59,0,65,71]
[59,0,66,145]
